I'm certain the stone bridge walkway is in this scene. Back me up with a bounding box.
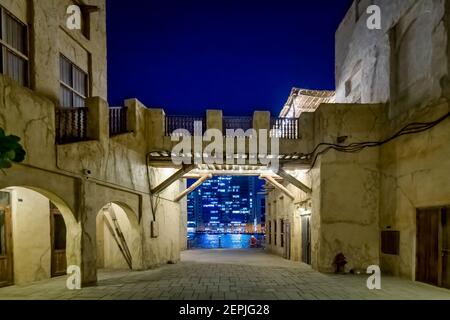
[0,249,449,300]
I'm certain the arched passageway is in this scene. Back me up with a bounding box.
[0,186,79,287]
[96,202,141,272]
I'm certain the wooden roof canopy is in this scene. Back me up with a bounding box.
[279,88,335,118]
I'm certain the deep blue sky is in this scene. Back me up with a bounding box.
[106,0,352,116]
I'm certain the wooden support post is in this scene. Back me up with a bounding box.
[260,174,295,200]
[150,164,196,195]
[174,174,212,202]
[277,168,312,194]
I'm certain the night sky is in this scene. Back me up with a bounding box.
[106,0,352,116]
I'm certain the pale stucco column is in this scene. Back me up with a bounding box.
[86,97,109,141]
[206,110,223,131]
[253,111,271,132]
[125,98,146,134]
[253,111,271,156]
[79,179,99,286]
[146,108,166,151]
[179,180,188,251]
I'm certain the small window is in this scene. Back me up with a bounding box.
[59,55,88,107]
[0,6,29,86]
[381,230,400,255]
[280,219,285,248]
[80,8,91,39]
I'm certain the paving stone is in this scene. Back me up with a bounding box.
[0,249,449,300]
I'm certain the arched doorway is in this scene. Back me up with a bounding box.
[0,187,77,287]
[96,202,141,271]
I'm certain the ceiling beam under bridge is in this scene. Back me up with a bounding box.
[174,174,212,202]
[150,164,196,195]
[260,174,295,200]
[277,168,312,194]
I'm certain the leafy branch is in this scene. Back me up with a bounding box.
[0,127,26,173]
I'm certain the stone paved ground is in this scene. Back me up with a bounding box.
[0,249,449,300]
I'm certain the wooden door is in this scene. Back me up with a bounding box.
[416,209,440,286]
[50,204,67,277]
[284,222,291,260]
[0,192,13,287]
[442,207,450,289]
[301,215,311,265]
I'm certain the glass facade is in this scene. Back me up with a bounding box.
[187,176,265,233]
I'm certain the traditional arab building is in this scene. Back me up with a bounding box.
[0,0,188,287]
[266,0,450,289]
[0,0,449,291]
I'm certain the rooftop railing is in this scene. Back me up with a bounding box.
[270,117,300,139]
[223,116,253,137]
[109,106,128,136]
[165,115,205,137]
[163,114,302,139]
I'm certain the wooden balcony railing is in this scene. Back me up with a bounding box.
[109,106,128,136]
[165,115,205,137]
[56,107,88,144]
[223,116,253,136]
[270,117,300,139]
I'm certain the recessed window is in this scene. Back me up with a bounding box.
[80,8,91,39]
[0,6,29,86]
[381,230,400,255]
[59,55,88,107]
[274,220,277,246]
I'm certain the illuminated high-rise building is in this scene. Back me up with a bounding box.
[187,176,264,233]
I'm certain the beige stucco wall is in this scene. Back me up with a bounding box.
[28,0,107,102]
[0,0,27,23]
[311,103,385,273]
[335,0,449,117]
[379,101,450,279]
[334,0,450,280]
[311,100,450,278]
[266,103,385,273]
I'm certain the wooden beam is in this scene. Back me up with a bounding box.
[183,174,203,179]
[260,175,295,200]
[151,164,196,195]
[277,168,312,194]
[174,174,212,202]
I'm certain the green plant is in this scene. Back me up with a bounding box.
[0,127,26,172]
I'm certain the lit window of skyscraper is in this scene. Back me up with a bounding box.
[187,176,265,233]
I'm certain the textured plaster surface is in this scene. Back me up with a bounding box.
[0,250,449,300]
